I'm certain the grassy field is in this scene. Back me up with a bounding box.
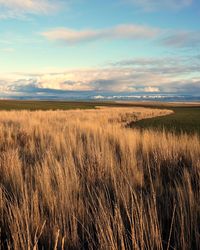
[129,107,200,135]
[0,108,200,250]
[0,100,155,110]
[0,100,98,110]
[0,100,200,135]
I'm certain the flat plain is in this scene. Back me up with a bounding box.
[129,106,200,135]
[0,101,200,250]
[0,100,200,134]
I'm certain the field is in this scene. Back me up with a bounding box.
[0,100,97,111]
[0,100,200,135]
[0,100,159,111]
[0,106,200,250]
[130,107,200,135]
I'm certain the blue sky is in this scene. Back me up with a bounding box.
[0,0,200,98]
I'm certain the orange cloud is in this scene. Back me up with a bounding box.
[42,24,160,44]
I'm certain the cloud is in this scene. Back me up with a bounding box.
[42,24,200,49]
[158,78,200,93]
[1,55,200,98]
[0,0,61,19]
[112,56,200,75]
[125,0,193,11]
[161,31,200,48]
[143,86,160,92]
[42,24,160,44]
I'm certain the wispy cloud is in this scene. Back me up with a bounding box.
[42,24,160,44]
[42,24,200,49]
[161,30,200,48]
[0,0,61,19]
[125,0,193,11]
[112,56,200,74]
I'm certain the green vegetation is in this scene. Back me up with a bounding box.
[130,107,200,135]
[0,100,200,135]
[0,100,138,110]
[0,100,97,110]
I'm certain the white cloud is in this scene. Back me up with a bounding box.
[143,86,160,92]
[0,55,200,96]
[0,68,162,94]
[42,24,160,44]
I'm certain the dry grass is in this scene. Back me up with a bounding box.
[0,107,199,250]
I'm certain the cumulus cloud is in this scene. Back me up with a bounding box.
[125,0,193,11]
[0,55,200,98]
[42,24,160,44]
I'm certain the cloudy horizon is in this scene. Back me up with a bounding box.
[0,0,200,100]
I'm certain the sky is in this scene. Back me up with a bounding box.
[0,0,200,99]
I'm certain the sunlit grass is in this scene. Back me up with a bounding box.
[0,107,199,250]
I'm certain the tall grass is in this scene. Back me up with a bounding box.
[0,108,199,250]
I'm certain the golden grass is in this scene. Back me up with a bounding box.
[0,107,199,250]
